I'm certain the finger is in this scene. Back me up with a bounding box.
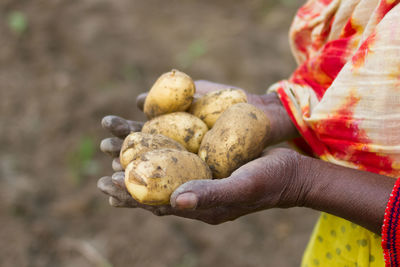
[136,93,147,111]
[102,115,143,138]
[97,176,137,206]
[108,197,137,208]
[100,137,123,157]
[97,176,114,195]
[111,171,126,189]
[170,176,255,211]
[194,80,242,96]
[112,158,123,172]
[102,116,130,138]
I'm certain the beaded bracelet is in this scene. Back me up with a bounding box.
[382,178,400,267]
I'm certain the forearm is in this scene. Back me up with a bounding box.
[255,93,394,235]
[301,156,396,235]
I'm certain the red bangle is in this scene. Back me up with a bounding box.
[382,178,400,267]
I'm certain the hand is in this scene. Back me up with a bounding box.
[98,146,309,224]
[97,112,396,233]
[137,80,299,144]
[99,80,400,233]
[100,81,245,172]
[98,80,302,224]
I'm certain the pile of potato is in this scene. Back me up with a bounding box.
[121,70,270,205]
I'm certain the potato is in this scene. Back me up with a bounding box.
[119,132,186,170]
[198,103,270,178]
[125,148,212,205]
[141,112,208,153]
[144,70,195,119]
[189,88,247,128]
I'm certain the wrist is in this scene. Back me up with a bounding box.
[271,150,314,209]
[301,157,395,234]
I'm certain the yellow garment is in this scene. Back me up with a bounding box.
[270,0,400,265]
[302,213,383,266]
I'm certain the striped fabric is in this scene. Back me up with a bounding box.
[382,178,400,266]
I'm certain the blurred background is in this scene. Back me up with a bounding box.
[0,1,319,266]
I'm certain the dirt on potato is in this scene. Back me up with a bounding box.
[0,1,319,267]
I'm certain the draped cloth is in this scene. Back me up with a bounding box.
[269,0,400,265]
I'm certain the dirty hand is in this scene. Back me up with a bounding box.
[99,145,309,224]
[98,80,302,224]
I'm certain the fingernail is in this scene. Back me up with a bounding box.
[112,172,126,188]
[100,139,109,152]
[112,158,123,172]
[175,193,198,210]
[102,116,113,128]
[100,138,122,154]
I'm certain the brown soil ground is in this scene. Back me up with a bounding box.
[0,1,319,266]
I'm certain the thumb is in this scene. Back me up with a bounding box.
[170,176,252,210]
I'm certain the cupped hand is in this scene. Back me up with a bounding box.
[99,143,308,224]
[100,81,235,172]
[98,80,302,224]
